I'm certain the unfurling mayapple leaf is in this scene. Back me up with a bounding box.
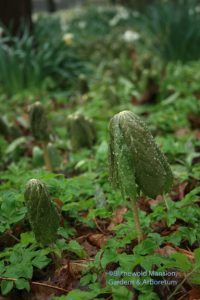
[29,102,49,142]
[67,113,96,151]
[24,179,60,245]
[108,111,173,242]
[29,102,53,171]
[108,110,173,199]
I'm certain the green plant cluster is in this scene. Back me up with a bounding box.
[0,16,87,95]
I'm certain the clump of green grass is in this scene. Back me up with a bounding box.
[142,0,200,62]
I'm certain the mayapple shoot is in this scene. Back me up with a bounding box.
[108,111,173,242]
[32,144,61,169]
[67,113,96,151]
[24,179,60,245]
[29,102,52,172]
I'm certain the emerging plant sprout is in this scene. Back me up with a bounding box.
[67,113,96,151]
[108,111,173,242]
[32,144,61,169]
[24,179,60,245]
[29,102,52,171]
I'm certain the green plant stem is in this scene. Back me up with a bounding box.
[50,244,62,270]
[167,266,199,300]
[51,252,62,269]
[42,142,52,172]
[164,195,169,211]
[7,232,20,242]
[130,197,144,242]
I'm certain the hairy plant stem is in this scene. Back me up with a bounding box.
[130,197,144,242]
[51,251,61,270]
[167,265,199,300]
[42,142,52,172]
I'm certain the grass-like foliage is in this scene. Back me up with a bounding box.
[0,17,87,95]
[142,0,200,62]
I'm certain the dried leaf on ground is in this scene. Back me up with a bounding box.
[88,233,109,248]
[171,182,188,201]
[107,206,127,231]
[81,240,98,256]
[175,128,190,137]
[149,195,164,207]
[188,287,200,300]
[193,130,200,139]
[188,112,200,129]
[155,245,194,261]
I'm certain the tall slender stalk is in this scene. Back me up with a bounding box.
[41,142,52,172]
[130,197,144,242]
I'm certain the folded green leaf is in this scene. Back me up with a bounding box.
[29,102,49,142]
[24,179,60,245]
[109,111,173,198]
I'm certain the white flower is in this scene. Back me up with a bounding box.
[122,30,140,43]
[78,21,86,29]
[195,5,200,13]
[132,11,140,18]
[63,33,74,46]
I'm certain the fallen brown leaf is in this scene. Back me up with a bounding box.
[151,219,167,233]
[175,128,190,137]
[171,181,188,201]
[193,130,200,139]
[161,224,180,236]
[88,233,109,248]
[29,284,57,300]
[149,195,163,206]
[81,240,98,257]
[107,206,127,231]
[52,260,90,290]
[155,245,194,261]
[138,196,152,213]
[188,287,200,300]
[53,198,64,210]
[60,260,89,277]
[174,246,194,261]
[188,113,200,129]
[154,245,177,257]
[131,95,140,106]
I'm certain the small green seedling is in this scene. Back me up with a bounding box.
[108,110,173,242]
[24,179,60,245]
[67,113,96,151]
[29,102,52,171]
